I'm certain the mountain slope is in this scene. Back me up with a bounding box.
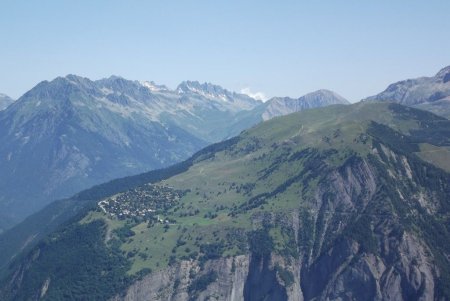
[0,93,14,110]
[2,102,450,300]
[0,76,209,230]
[413,97,450,119]
[261,89,349,120]
[365,65,450,118]
[0,75,264,231]
[0,75,349,232]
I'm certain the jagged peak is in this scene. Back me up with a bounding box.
[176,80,227,95]
[175,80,237,104]
[94,76,145,95]
[39,74,95,90]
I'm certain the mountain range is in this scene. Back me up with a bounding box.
[0,76,349,232]
[1,66,450,300]
[2,101,450,300]
[366,65,450,118]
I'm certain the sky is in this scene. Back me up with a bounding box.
[0,1,449,102]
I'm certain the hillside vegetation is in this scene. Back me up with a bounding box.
[2,102,450,300]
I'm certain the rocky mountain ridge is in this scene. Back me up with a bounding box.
[365,65,450,111]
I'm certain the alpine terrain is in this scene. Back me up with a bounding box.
[2,102,450,300]
[261,89,349,120]
[366,65,450,118]
[0,75,348,232]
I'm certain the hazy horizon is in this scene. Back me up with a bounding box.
[1,1,449,101]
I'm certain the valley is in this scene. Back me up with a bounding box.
[2,3,450,300]
[2,102,450,300]
[0,75,349,233]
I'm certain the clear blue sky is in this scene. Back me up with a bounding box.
[1,0,449,101]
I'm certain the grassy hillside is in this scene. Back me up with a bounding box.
[2,102,450,300]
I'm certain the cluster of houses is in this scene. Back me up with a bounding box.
[98,183,185,221]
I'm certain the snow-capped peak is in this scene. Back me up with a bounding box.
[176,81,231,101]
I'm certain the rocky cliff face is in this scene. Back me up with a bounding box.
[109,150,443,301]
[142,231,434,301]
[111,256,250,301]
[365,65,450,106]
[2,103,449,301]
[112,254,303,301]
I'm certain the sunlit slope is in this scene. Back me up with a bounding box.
[2,102,450,300]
